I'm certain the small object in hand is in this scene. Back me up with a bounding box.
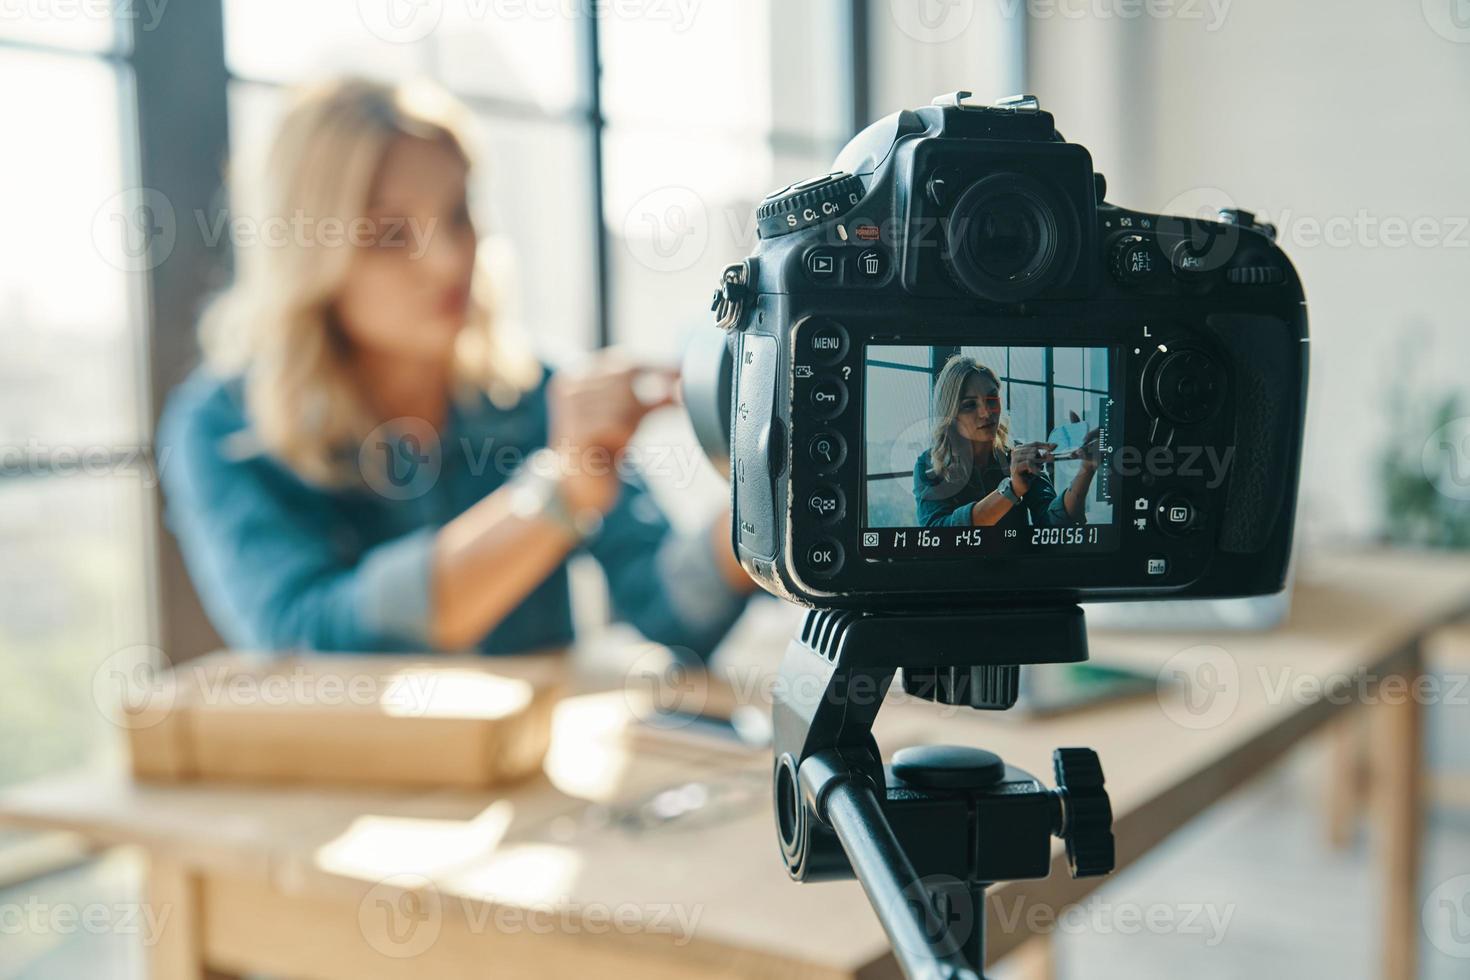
[632,369,677,410]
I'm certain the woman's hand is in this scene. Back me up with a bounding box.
[547,351,677,514]
[1008,441,1055,496]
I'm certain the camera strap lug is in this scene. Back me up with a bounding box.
[710,258,755,331]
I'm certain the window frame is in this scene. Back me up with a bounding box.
[1,1,872,660]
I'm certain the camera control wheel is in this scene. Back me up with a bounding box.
[1145,348,1225,425]
[757,172,866,239]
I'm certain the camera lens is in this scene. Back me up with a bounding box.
[945,173,1071,302]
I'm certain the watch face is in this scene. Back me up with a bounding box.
[509,481,549,520]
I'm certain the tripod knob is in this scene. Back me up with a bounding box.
[1052,747,1115,878]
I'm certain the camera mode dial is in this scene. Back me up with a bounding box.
[757,172,866,239]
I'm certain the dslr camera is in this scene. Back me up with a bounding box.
[694,91,1307,611]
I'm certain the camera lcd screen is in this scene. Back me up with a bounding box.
[861,344,1119,557]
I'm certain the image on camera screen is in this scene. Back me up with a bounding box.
[861,344,1119,557]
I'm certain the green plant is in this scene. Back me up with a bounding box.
[1379,387,1470,549]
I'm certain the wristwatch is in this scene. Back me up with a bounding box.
[508,449,605,543]
[997,477,1022,505]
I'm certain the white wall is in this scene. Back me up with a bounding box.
[1027,0,1470,539]
[868,1,1025,118]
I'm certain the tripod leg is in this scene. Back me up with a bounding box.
[824,777,983,980]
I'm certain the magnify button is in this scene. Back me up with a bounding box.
[806,432,846,471]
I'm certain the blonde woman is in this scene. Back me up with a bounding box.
[913,354,1099,528]
[158,78,752,656]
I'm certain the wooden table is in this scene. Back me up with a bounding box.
[1,547,1466,979]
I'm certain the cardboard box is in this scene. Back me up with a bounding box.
[123,652,565,789]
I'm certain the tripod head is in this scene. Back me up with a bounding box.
[772,605,1115,979]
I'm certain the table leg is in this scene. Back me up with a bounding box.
[1371,645,1425,980]
[1325,712,1365,849]
[147,857,224,980]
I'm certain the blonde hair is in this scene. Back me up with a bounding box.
[926,354,1013,484]
[200,76,538,486]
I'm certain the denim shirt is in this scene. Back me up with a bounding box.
[157,368,748,658]
[913,449,1075,529]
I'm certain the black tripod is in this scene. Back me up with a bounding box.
[772,605,1115,979]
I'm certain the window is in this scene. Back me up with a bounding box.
[0,17,156,787]
[222,0,599,354]
[600,0,851,356]
[221,0,855,359]
[219,1,856,529]
[0,4,861,791]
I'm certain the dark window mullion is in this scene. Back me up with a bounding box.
[582,9,610,349]
[134,0,232,661]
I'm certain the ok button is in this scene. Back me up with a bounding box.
[809,377,848,419]
[805,538,844,577]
